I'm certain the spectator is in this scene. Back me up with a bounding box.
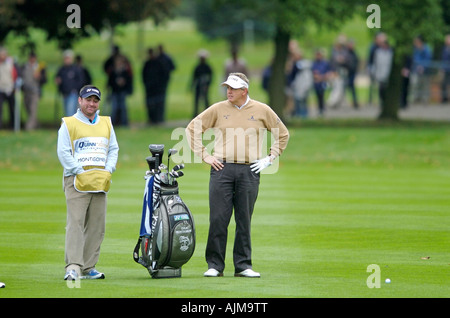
[75,55,92,87]
[142,47,166,124]
[108,55,132,126]
[103,45,120,77]
[288,49,313,118]
[103,45,133,111]
[441,34,450,103]
[191,49,213,118]
[285,40,301,116]
[225,46,249,77]
[55,50,84,116]
[21,51,47,130]
[156,44,175,123]
[103,45,132,78]
[262,59,273,93]
[311,48,332,116]
[372,36,393,110]
[367,32,387,106]
[346,38,360,109]
[0,47,17,129]
[411,35,432,104]
[400,54,412,109]
[328,34,350,109]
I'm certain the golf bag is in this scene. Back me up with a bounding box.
[133,144,195,278]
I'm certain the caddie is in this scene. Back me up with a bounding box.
[57,85,119,281]
[185,72,289,278]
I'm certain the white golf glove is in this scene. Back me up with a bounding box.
[250,156,273,174]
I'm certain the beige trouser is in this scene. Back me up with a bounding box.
[64,176,107,275]
[23,90,39,130]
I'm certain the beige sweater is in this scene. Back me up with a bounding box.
[186,99,289,164]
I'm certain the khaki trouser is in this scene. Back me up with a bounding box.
[64,176,107,275]
[23,90,39,130]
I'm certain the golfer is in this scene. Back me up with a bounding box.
[57,85,119,281]
[186,72,289,277]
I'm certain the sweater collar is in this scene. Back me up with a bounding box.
[234,95,250,109]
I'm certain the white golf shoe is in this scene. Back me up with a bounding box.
[203,268,223,277]
[234,269,260,278]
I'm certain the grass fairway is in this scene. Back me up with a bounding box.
[0,121,449,299]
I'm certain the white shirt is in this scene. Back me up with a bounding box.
[234,95,250,109]
[0,57,15,95]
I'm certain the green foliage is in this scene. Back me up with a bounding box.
[193,0,274,46]
[0,0,181,49]
[363,0,445,62]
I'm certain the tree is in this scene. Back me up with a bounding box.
[249,1,362,120]
[0,0,180,50]
[362,0,444,120]
[192,0,274,48]
[193,0,357,120]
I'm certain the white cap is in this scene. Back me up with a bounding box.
[221,75,249,89]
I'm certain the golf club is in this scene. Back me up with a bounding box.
[149,144,164,172]
[167,149,178,184]
[167,149,177,172]
[169,170,184,180]
[172,164,184,171]
[146,156,156,172]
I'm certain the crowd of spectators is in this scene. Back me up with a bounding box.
[1,31,449,129]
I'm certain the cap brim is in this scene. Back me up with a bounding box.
[221,81,244,89]
[81,93,101,100]
[221,75,249,89]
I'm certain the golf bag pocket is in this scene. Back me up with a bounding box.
[74,168,111,193]
[155,193,195,269]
